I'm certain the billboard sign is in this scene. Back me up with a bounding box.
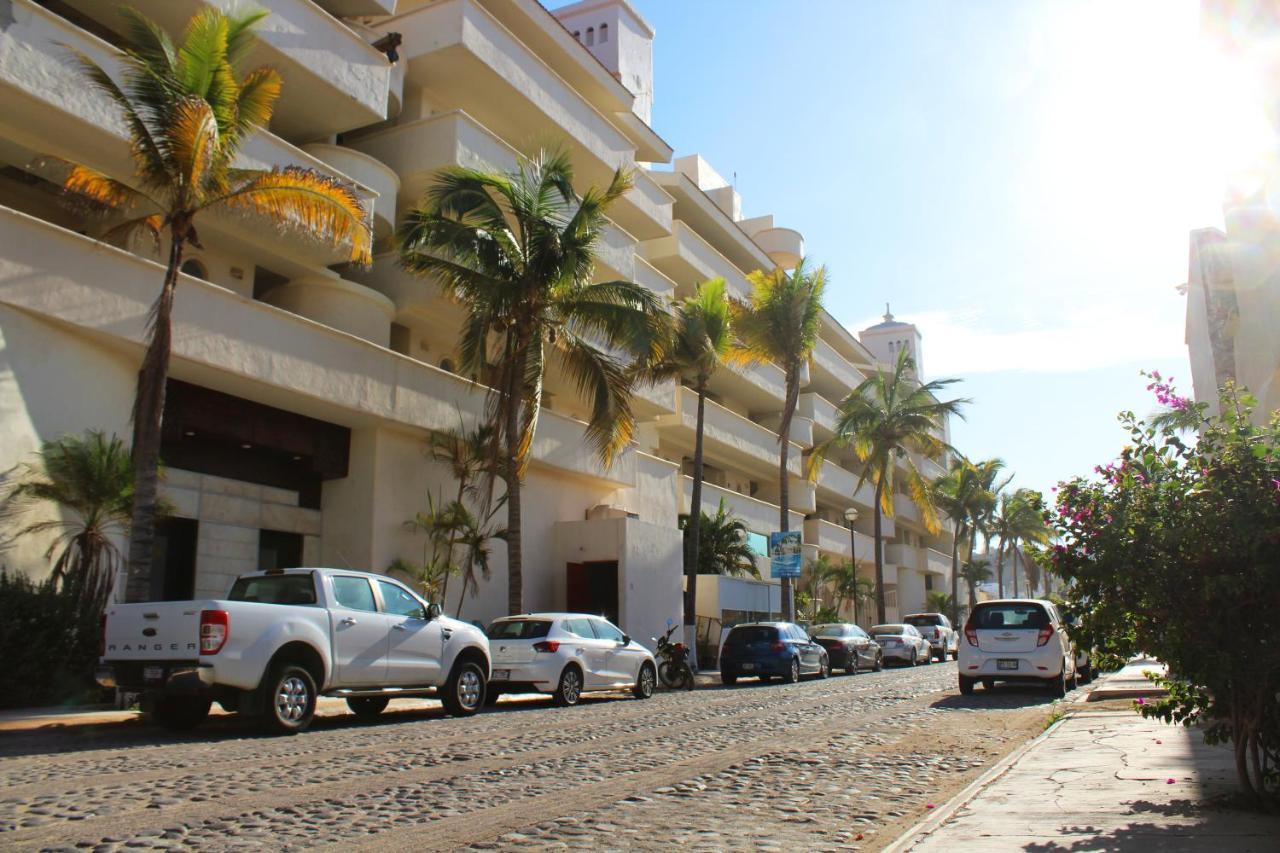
[769,530,803,578]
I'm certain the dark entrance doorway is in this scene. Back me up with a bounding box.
[258,529,303,571]
[151,517,198,601]
[566,561,619,624]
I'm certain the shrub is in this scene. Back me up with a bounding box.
[1048,377,1279,811]
[0,569,106,709]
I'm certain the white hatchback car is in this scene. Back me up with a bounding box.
[485,614,657,706]
[958,599,1079,697]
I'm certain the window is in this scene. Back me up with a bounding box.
[585,26,594,46]
[599,23,608,42]
[592,619,625,642]
[564,618,595,638]
[487,619,551,640]
[905,615,943,629]
[378,580,426,619]
[972,604,1048,630]
[726,626,777,646]
[180,258,207,280]
[813,625,851,638]
[228,573,317,605]
[332,576,377,612]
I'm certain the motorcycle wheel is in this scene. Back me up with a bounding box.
[657,661,682,689]
[681,663,695,690]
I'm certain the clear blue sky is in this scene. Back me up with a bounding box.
[620,0,1248,499]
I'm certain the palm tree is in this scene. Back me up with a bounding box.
[0,432,133,614]
[962,458,1005,613]
[930,459,979,623]
[820,558,862,619]
[1000,488,1050,597]
[852,576,877,627]
[399,150,669,615]
[688,499,759,578]
[449,502,504,620]
[926,589,953,615]
[733,259,825,620]
[811,347,968,623]
[64,9,372,602]
[634,278,737,656]
[960,557,993,606]
[425,416,498,606]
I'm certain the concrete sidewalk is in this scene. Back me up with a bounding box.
[888,668,1280,851]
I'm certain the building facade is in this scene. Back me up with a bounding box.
[0,0,953,647]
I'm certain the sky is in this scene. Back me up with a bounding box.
[620,0,1269,500]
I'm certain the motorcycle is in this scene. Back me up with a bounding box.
[653,622,695,690]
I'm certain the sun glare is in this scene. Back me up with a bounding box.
[1189,45,1277,200]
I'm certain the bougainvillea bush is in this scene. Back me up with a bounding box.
[1049,376,1279,811]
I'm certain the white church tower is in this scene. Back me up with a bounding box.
[858,304,925,380]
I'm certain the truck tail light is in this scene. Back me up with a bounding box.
[964,621,978,647]
[200,609,229,654]
[1036,623,1055,647]
[533,640,560,653]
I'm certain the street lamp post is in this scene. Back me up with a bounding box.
[844,507,859,622]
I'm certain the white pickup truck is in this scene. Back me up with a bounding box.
[96,568,491,733]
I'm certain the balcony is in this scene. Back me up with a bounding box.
[0,1,373,269]
[885,544,920,572]
[659,386,802,482]
[61,0,391,139]
[809,338,867,401]
[649,170,773,277]
[0,205,637,488]
[909,451,948,481]
[926,549,951,577]
[752,227,804,270]
[374,0,670,240]
[639,221,754,299]
[798,392,839,439]
[803,518,876,562]
[301,144,399,242]
[681,478,804,538]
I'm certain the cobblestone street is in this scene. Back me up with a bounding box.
[1,663,1082,851]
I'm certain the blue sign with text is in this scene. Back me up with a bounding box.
[769,530,802,578]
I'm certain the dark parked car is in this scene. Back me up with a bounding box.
[810,623,883,674]
[719,622,831,685]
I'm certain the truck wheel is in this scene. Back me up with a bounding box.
[441,660,486,716]
[151,696,211,731]
[262,663,317,735]
[346,696,389,721]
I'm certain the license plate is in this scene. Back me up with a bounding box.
[741,662,755,670]
[997,659,1019,671]
[490,669,509,681]
[143,666,165,681]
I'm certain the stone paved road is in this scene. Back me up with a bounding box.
[0,662,1083,851]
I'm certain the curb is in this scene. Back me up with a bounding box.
[881,710,1071,853]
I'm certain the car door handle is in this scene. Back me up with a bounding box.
[441,629,453,641]
[393,623,407,631]
[340,617,358,626]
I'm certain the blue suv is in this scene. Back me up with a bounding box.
[719,622,831,685]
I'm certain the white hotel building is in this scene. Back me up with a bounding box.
[0,0,955,648]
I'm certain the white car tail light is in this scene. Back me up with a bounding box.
[964,622,978,646]
[1036,623,1055,647]
[533,640,560,653]
[200,609,229,654]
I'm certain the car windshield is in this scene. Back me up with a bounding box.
[812,625,850,638]
[726,626,777,645]
[486,619,552,640]
[872,624,906,635]
[904,615,942,628]
[228,574,317,605]
[972,604,1049,630]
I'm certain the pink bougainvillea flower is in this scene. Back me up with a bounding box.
[926,804,935,809]
[1135,698,1145,705]
[1167,778,1176,784]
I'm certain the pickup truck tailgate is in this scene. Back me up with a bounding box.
[103,601,214,660]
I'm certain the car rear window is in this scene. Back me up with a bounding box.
[872,624,906,634]
[904,615,942,628]
[486,619,552,640]
[228,574,317,605]
[726,626,777,645]
[813,624,851,638]
[971,604,1049,630]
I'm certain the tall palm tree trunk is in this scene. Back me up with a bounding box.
[125,235,184,603]
[684,383,707,668]
[948,530,961,624]
[1011,543,1020,597]
[873,479,886,623]
[996,540,1006,598]
[778,376,798,621]
[504,357,524,616]
[964,532,978,621]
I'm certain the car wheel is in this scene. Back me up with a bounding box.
[721,672,738,686]
[151,695,211,731]
[958,675,976,695]
[782,658,800,684]
[441,660,486,717]
[261,663,317,735]
[909,650,918,667]
[1047,669,1067,698]
[633,663,656,699]
[346,696,389,720]
[818,655,831,679]
[552,665,583,706]
[874,652,884,672]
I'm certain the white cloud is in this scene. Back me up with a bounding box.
[845,307,1188,376]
